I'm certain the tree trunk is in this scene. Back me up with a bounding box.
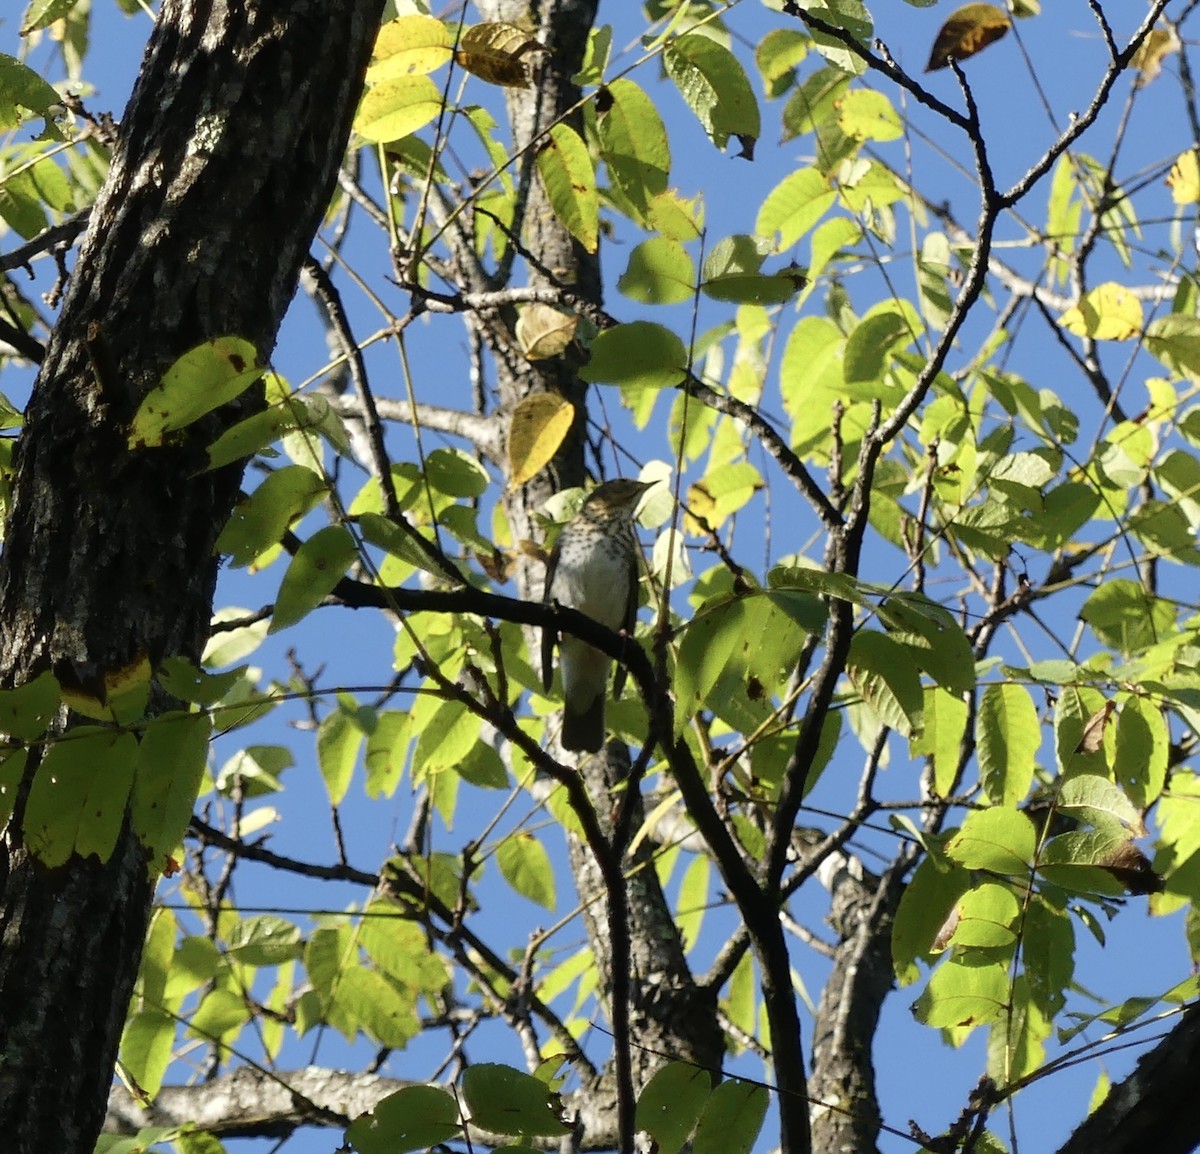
[0,2,383,1151]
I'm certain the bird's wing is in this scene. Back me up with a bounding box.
[612,552,639,700]
[540,545,558,691]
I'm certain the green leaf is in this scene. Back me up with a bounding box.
[338,968,420,1047]
[1079,579,1174,654]
[189,987,249,1044]
[676,852,710,952]
[347,1086,461,1154]
[354,75,442,143]
[781,64,851,140]
[358,512,456,582]
[0,748,29,830]
[119,1010,175,1100]
[755,28,810,96]
[1023,899,1074,1017]
[663,33,760,154]
[581,322,687,390]
[692,1080,769,1154]
[836,88,902,141]
[365,710,410,799]
[950,883,1019,947]
[636,1061,713,1154]
[317,699,366,805]
[618,237,695,305]
[461,1064,572,1137]
[843,306,918,387]
[1114,696,1168,809]
[206,394,326,471]
[412,698,479,778]
[945,807,1036,874]
[536,122,598,253]
[21,0,82,34]
[425,447,489,498]
[847,630,925,738]
[128,338,262,449]
[496,832,556,910]
[911,687,968,796]
[0,669,60,739]
[1056,774,1143,832]
[0,52,64,135]
[225,915,302,965]
[25,728,138,866]
[156,658,245,707]
[756,167,835,250]
[597,78,670,224]
[795,0,872,75]
[1037,829,1135,896]
[1146,314,1200,380]
[132,712,211,861]
[359,903,448,991]
[912,956,1010,1028]
[976,683,1039,805]
[892,855,971,983]
[269,525,359,632]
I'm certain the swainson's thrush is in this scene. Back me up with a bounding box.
[541,478,653,753]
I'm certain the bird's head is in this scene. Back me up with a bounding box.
[582,478,657,520]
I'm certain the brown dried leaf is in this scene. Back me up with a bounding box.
[926,3,1011,72]
[455,22,546,88]
[1075,700,1116,754]
[1099,840,1164,895]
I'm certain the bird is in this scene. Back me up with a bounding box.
[540,478,654,753]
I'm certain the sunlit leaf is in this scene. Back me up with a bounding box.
[663,33,761,155]
[536,123,598,253]
[496,831,556,910]
[366,15,453,82]
[355,75,443,142]
[1167,150,1200,205]
[1059,283,1144,341]
[269,525,359,632]
[976,683,1039,806]
[508,392,575,486]
[129,338,262,449]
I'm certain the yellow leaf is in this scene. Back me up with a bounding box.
[515,304,578,362]
[1168,150,1200,206]
[366,15,453,82]
[455,22,546,89]
[508,393,574,487]
[1059,282,1144,341]
[1129,27,1179,88]
[354,75,442,143]
[926,3,1011,72]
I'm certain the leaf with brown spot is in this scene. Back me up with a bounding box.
[925,4,1011,72]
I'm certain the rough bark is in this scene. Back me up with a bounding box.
[807,853,901,1154]
[1053,1006,1200,1154]
[0,2,384,1151]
